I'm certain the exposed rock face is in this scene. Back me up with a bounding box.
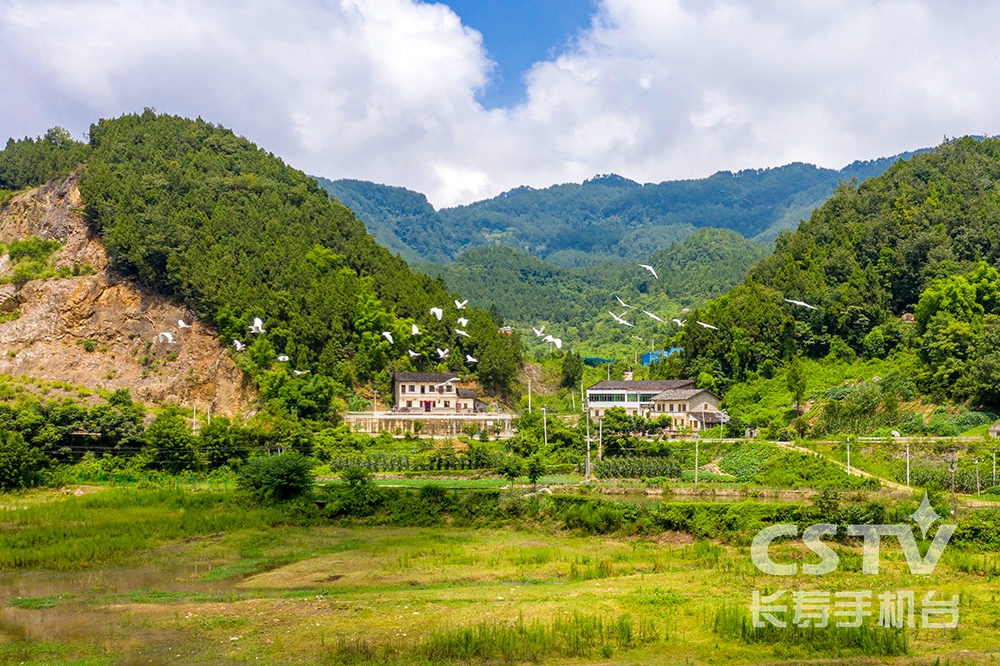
[0,173,254,415]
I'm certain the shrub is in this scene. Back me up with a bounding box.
[237,453,314,502]
[0,431,46,491]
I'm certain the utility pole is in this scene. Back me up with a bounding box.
[580,378,585,413]
[528,380,532,413]
[572,393,575,412]
[585,408,591,482]
[542,407,548,448]
[599,418,603,461]
[949,449,958,518]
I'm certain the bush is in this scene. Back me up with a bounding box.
[0,432,46,491]
[237,453,314,502]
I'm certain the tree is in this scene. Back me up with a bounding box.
[143,406,199,474]
[559,351,584,389]
[526,455,545,489]
[495,455,524,487]
[786,356,807,413]
[0,432,45,491]
[237,453,314,502]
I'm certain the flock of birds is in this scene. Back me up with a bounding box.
[153,263,821,369]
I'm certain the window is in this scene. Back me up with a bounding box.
[444,400,450,408]
[627,394,639,402]
[409,385,415,392]
[406,401,412,408]
[446,385,453,392]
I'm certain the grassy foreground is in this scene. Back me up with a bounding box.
[0,487,997,665]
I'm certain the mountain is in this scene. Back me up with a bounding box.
[317,151,923,266]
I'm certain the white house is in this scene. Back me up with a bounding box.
[586,379,726,431]
[393,372,481,413]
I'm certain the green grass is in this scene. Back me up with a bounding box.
[7,594,74,609]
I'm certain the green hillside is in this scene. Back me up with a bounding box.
[318,154,918,266]
[682,137,1000,410]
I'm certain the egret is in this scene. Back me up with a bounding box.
[891,429,901,438]
[430,307,443,320]
[609,311,635,327]
[532,326,546,337]
[672,318,686,327]
[632,336,644,341]
[411,323,420,335]
[639,264,659,279]
[455,299,468,309]
[407,349,420,357]
[381,331,394,344]
[696,321,718,330]
[457,317,469,327]
[466,355,478,363]
[157,332,175,344]
[233,340,245,351]
[543,335,563,349]
[249,317,265,334]
[784,298,818,310]
[293,369,310,375]
[455,329,471,338]
[178,319,191,329]
[277,355,289,362]
[642,310,663,322]
[616,295,635,310]
[436,347,449,359]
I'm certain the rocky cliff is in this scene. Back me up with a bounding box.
[0,172,254,415]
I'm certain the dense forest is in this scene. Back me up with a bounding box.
[682,137,1000,409]
[318,152,918,266]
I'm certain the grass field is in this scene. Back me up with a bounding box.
[0,486,998,665]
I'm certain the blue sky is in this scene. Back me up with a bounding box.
[440,0,596,108]
[1,1,999,207]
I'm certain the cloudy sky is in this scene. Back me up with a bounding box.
[2,0,998,208]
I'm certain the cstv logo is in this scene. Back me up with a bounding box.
[751,494,955,576]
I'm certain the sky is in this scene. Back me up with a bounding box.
[2,0,999,208]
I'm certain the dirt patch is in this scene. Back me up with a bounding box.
[656,532,695,546]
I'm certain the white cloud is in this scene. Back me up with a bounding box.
[2,0,1000,208]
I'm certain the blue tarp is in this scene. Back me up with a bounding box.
[642,347,682,366]
[582,356,613,367]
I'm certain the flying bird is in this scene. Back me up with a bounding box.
[532,326,546,337]
[381,331,394,344]
[466,355,478,363]
[696,321,718,330]
[293,369,310,375]
[642,310,663,322]
[436,347,449,359]
[457,317,469,327]
[632,336,644,341]
[609,311,635,327]
[249,317,265,334]
[177,319,191,329]
[784,298,819,310]
[672,318,686,327]
[157,332,175,344]
[455,329,471,338]
[277,355,289,362]
[639,264,659,279]
[454,299,468,309]
[407,349,421,357]
[543,335,563,349]
[233,339,245,351]
[615,295,635,310]
[430,307,443,320]
[411,323,420,335]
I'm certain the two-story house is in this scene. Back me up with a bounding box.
[393,372,482,413]
[586,379,726,431]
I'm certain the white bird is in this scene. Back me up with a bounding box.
[642,310,663,322]
[436,347,449,359]
[233,339,245,351]
[466,355,478,363]
[632,336,644,341]
[381,331,394,344]
[157,332,175,344]
[293,369,310,375]
[616,295,635,310]
[455,329,471,338]
[178,319,191,329]
[532,326,546,337]
[639,264,658,279]
[407,349,420,357]
[454,299,468,309]
[430,307,443,320]
[249,317,265,334]
[672,318,686,327]
[784,298,819,310]
[543,335,563,349]
[457,317,469,327]
[411,323,420,335]
[696,321,718,330]
[609,311,635,327]
[277,355,289,362]
[891,429,901,438]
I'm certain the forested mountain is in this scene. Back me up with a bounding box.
[681,137,1000,408]
[1,112,523,416]
[421,228,767,355]
[318,153,919,266]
